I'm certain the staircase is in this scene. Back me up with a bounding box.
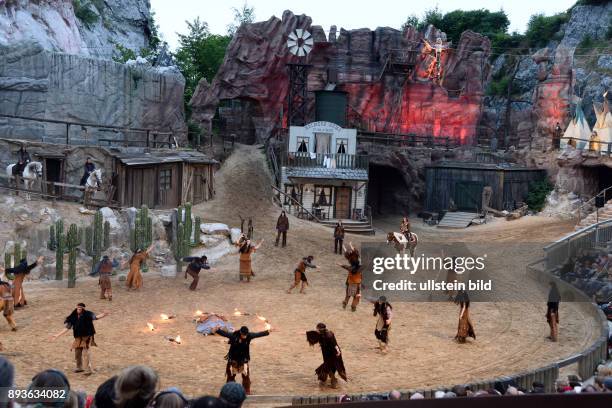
[575,199,612,230]
[320,219,375,235]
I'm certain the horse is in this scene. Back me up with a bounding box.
[386,231,418,257]
[83,168,103,206]
[5,161,43,199]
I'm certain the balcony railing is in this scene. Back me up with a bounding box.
[282,152,369,169]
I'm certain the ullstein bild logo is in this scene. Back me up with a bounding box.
[370,253,492,292]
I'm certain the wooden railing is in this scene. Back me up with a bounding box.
[0,113,184,148]
[282,153,369,169]
[271,185,320,222]
[560,137,612,156]
[358,131,458,149]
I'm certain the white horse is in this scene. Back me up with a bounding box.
[386,231,418,257]
[83,168,103,205]
[6,161,43,199]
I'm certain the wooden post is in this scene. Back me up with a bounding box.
[65,123,70,145]
[146,130,150,148]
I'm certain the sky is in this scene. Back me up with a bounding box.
[150,0,579,50]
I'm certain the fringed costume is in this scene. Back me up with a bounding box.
[217,327,270,394]
[287,256,316,294]
[0,281,16,331]
[238,242,257,282]
[306,324,347,388]
[341,246,362,312]
[454,291,476,343]
[64,307,99,374]
[373,297,393,352]
[183,256,211,290]
[7,259,39,307]
[126,250,148,290]
[98,257,117,301]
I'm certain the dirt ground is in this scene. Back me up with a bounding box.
[0,144,601,399]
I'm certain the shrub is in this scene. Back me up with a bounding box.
[73,0,99,28]
[486,76,510,97]
[525,12,569,48]
[577,34,595,50]
[526,179,554,212]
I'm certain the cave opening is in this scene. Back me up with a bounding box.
[585,165,612,202]
[217,97,263,144]
[367,164,411,216]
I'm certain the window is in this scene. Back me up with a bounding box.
[314,186,332,207]
[159,169,172,190]
[297,137,309,153]
[336,138,348,154]
[284,184,302,205]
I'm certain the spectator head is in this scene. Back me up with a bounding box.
[114,365,158,408]
[451,385,467,397]
[219,382,246,408]
[582,385,598,393]
[567,375,582,388]
[388,390,401,400]
[473,390,490,397]
[148,389,189,408]
[434,391,445,399]
[443,392,457,398]
[555,379,571,393]
[0,357,14,388]
[94,376,117,408]
[189,396,225,408]
[603,377,612,391]
[30,369,73,407]
[409,393,424,400]
[531,381,545,393]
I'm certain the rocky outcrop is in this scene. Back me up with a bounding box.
[0,0,153,60]
[191,10,491,145]
[0,42,187,143]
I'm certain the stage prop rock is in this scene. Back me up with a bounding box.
[190,10,491,145]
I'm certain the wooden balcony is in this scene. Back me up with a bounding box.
[282,152,369,169]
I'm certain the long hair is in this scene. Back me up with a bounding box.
[455,290,470,308]
[239,241,252,254]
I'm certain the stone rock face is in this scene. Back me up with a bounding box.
[191,10,491,145]
[0,43,187,144]
[560,4,612,47]
[200,223,230,236]
[0,0,153,60]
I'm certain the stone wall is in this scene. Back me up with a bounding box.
[0,0,153,60]
[0,43,187,145]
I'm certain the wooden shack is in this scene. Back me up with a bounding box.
[113,151,217,209]
[425,162,546,212]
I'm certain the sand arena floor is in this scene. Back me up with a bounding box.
[0,144,601,398]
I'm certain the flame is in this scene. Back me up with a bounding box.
[147,323,155,331]
[195,310,203,316]
[264,322,272,331]
[160,314,169,320]
[256,314,267,322]
[233,308,242,316]
[175,335,182,344]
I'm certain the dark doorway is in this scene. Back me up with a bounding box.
[595,166,612,202]
[44,158,63,196]
[455,181,483,211]
[367,164,410,215]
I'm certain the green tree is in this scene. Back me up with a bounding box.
[401,14,420,31]
[524,12,568,48]
[174,18,231,106]
[227,2,256,36]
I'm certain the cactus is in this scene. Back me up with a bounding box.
[55,219,64,245]
[67,224,78,288]
[21,248,27,262]
[77,227,83,247]
[4,252,11,269]
[103,221,110,250]
[128,206,153,272]
[48,224,56,250]
[85,226,93,256]
[193,216,201,246]
[185,203,193,244]
[55,234,64,280]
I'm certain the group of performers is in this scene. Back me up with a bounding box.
[0,214,564,392]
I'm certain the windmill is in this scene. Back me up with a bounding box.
[286,28,313,126]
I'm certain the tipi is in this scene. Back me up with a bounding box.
[593,93,612,154]
[561,102,591,150]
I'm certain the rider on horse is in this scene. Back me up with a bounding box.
[12,146,31,177]
[400,216,412,241]
[80,157,96,186]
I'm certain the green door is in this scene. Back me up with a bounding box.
[454,181,483,211]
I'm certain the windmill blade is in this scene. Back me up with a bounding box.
[287,39,297,47]
[298,47,306,57]
[290,45,299,55]
[296,29,304,39]
[304,37,314,46]
[302,31,311,40]
[288,32,298,41]
[302,44,312,55]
